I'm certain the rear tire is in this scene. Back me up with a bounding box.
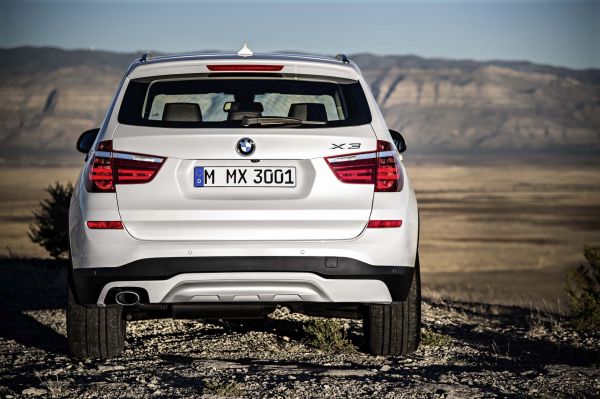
[67,281,126,359]
[363,254,421,356]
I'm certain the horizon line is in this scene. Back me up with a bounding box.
[2,44,598,72]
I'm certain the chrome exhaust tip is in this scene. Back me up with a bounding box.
[115,290,140,306]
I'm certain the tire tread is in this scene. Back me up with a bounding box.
[67,282,125,359]
[364,255,421,356]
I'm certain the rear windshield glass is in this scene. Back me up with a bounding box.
[117,77,371,128]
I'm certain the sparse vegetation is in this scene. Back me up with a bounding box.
[565,246,600,332]
[202,378,244,397]
[421,328,451,347]
[35,372,67,398]
[303,318,355,353]
[28,181,73,260]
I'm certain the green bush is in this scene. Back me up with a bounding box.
[421,328,451,347]
[303,318,355,353]
[202,378,244,397]
[565,246,600,331]
[28,181,73,260]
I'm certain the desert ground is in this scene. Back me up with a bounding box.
[0,258,598,398]
[1,160,599,398]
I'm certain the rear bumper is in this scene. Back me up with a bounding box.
[71,256,414,306]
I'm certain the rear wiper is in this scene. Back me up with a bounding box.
[242,116,326,127]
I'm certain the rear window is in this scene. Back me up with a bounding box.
[118,77,371,128]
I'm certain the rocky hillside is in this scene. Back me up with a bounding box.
[356,54,600,152]
[1,47,599,164]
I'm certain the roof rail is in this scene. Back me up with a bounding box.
[335,54,349,63]
[140,52,152,63]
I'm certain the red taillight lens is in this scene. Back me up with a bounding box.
[88,152,114,192]
[325,151,377,184]
[367,220,403,228]
[113,154,164,184]
[86,221,123,229]
[85,140,165,193]
[375,140,403,192]
[325,140,403,192]
[207,64,284,71]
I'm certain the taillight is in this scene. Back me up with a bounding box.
[375,140,403,192]
[85,140,165,193]
[325,140,403,192]
[324,151,377,184]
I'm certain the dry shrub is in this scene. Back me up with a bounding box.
[565,246,600,331]
[28,181,73,260]
[303,318,355,353]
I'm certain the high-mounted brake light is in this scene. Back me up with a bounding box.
[86,221,123,229]
[325,140,403,192]
[85,140,165,193]
[207,64,284,72]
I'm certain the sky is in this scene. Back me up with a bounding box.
[1,0,598,70]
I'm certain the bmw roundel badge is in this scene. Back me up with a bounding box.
[236,137,255,156]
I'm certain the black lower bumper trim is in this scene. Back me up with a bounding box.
[71,256,414,305]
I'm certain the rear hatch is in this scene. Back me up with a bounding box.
[111,73,376,241]
[113,126,376,241]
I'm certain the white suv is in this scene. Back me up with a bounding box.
[68,49,420,359]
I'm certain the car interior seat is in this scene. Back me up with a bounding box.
[162,103,202,122]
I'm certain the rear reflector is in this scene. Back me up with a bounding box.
[85,140,165,193]
[367,220,403,228]
[325,140,403,192]
[207,64,284,71]
[86,221,123,229]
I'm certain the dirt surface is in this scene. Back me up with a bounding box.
[1,258,598,398]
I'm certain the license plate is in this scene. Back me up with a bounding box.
[193,166,296,187]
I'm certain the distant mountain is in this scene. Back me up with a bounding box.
[1,47,599,164]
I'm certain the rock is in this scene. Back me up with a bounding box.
[21,388,47,397]
[282,336,290,342]
[97,364,126,372]
[380,365,391,372]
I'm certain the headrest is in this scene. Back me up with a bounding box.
[225,101,264,121]
[288,103,328,122]
[224,101,264,113]
[162,103,202,122]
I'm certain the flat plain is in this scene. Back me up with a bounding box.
[1,161,599,308]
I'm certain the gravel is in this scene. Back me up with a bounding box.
[0,258,599,398]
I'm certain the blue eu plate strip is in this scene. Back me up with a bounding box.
[193,166,204,187]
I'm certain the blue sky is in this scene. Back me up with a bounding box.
[1,0,598,69]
